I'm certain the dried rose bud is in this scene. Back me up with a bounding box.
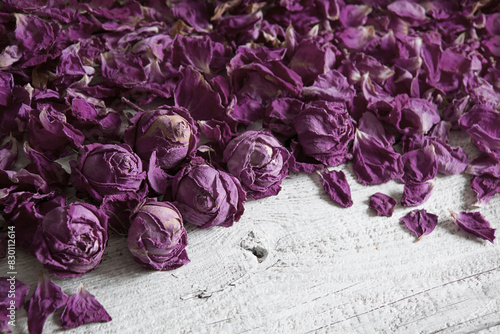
[31,202,108,277]
[172,158,246,229]
[124,106,199,171]
[70,143,146,202]
[223,130,290,199]
[127,199,189,271]
[294,100,354,167]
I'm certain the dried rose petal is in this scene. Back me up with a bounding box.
[400,209,438,241]
[470,175,500,207]
[28,272,68,334]
[318,169,353,208]
[450,211,496,243]
[60,283,112,329]
[401,181,434,207]
[369,192,397,217]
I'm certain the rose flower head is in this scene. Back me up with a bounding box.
[127,199,189,271]
[70,143,146,202]
[172,158,246,229]
[31,202,108,277]
[124,106,199,171]
[223,130,290,199]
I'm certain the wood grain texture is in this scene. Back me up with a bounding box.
[4,136,500,334]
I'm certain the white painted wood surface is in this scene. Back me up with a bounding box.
[5,134,500,334]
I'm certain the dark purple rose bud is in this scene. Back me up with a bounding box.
[223,130,290,199]
[172,159,246,229]
[31,202,108,277]
[124,106,199,171]
[294,101,354,167]
[127,199,190,271]
[70,143,146,202]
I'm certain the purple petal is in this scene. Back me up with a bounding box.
[352,130,404,185]
[369,192,397,217]
[470,175,500,207]
[60,283,111,329]
[401,181,434,207]
[450,211,496,243]
[28,272,68,334]
[318,169,353,208]
[400,209,438,240]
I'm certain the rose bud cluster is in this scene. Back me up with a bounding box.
[127,199,190,271]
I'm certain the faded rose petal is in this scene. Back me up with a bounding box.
[470,175,500,207]
[60,283,112,329]
[402,145,438,184]
[459,105,500,158]
[352,130,404,185]
[263,98,303,138]
[174,66,226,121]
[450,211,496,243]
[318,169,353,208]
[425,138,468,176]
[401,181,434,207]
[466,154,500,178]
[369,192,397,217]
[27,272,68,334]
[400,209,438,241]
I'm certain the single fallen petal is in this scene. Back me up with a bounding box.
[450,211,496,243]
[27,272,68,334]
[400,209,438,241]
[60,283,112,329]
[318,169,353,208]
[401,181,434,207]
[369,192,397,217]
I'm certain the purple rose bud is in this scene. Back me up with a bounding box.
[31,202,108,277]
[172,159,246,229]
[294,101,354,167]
[70,143,146,202]
[223,130,290,199]
[124,106,199,171]
[127,199,190,271]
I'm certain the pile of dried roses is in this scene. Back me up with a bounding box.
[1,0,499,332]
